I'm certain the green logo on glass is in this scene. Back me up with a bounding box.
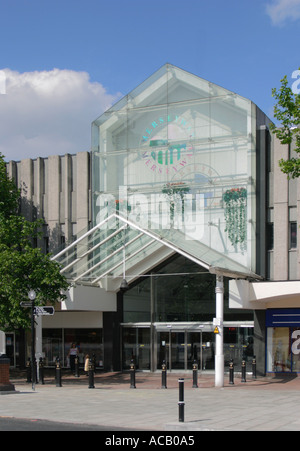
[141,114,194,174]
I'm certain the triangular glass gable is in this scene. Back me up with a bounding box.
[53,63,267,286]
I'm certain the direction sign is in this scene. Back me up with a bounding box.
[20,301,33,308]
[33,306,55,316]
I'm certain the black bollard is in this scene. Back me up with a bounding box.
[161,360,167,389]
[229,359,234,385]
[192,360,198,388]
[178,378,185,423]
[92,353,96,374]
[39,357,45,385]
[241,358,246,383]
[74,355,80,378]
[252,355,257,380]
[56,358,62,387]
[88,358,95,389]
[26,358,32,383]
[130,359,136,389]
[34,359,38,384]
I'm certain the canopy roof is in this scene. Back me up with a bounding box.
[52,213,260,291]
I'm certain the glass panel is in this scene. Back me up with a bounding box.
[291,328,300,372]
[123,277,150,322]
[154,268,215,323]
[224,327,254,372]
[122,328,137,370]
[157,331,170,370]
[42,329,63,367]
[5,333,15,367]
[171,332,185,370]
[290,222,297,249]
[138,329,150,370]
[187,332,201,369]
[122,328,151,370]
[64,329,103,369]
[201,332,215,370]
[267,327,291,372]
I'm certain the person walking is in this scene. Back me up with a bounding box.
[68,343,78,374]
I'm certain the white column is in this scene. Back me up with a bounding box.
[215,274,224,387]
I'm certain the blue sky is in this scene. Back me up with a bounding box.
[0,0,299,161]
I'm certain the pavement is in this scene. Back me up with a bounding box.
[1,370,300,431]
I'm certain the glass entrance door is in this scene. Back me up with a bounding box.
[171,332,186,370]
[187,332,202,369]
[156,330,203,371]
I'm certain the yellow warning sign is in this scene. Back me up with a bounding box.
[214,326,219,334]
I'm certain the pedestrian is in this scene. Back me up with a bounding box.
[84,354,90,375]
[68,343,78,374]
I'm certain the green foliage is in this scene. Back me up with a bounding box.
[270,71,300,179]
[0,152,69,331]
[223,187,247,250]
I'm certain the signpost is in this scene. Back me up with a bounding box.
[28,290,36,391]
[20,293,55,390]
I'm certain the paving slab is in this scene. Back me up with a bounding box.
[1,371,300,431]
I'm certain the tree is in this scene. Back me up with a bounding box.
[0,153,69,331]
[270,70,300,179]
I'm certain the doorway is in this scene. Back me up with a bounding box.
[156,329,214,371]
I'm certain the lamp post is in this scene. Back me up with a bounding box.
[28,290,36,391]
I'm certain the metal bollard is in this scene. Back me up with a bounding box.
[161,360,167,389]
[229,359,234,385]
[241,358,246,383]
[130,359,136,389]
[26,358,32,383]
[93,353,96,374]
[34,359,38,385]
[192,360,198,388]
[39,357,45,385]
[178,378,185,423]
[88,358,95,389]
[74,355,80,378]
[252,355,257,379]
[56,358,62,387]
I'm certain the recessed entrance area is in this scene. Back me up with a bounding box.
[122,324,254,372]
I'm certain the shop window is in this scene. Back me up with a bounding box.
[289,222,297,249]
[42,328,103,368]
[267,327,300,373]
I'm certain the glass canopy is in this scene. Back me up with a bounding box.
[53,64,266,287]
[53,213,259,288]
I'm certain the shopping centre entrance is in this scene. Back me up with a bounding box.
[122,324,254,372]
[122,326,210,371]
[155,328,213,371]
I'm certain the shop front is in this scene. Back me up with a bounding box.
[266,309,300,373]
[121,323,254,372]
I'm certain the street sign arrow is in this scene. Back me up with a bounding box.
[20,301,33,308]
[33,306,55,316]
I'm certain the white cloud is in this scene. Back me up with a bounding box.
[266,0,300,25]
[0,68,121,162]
